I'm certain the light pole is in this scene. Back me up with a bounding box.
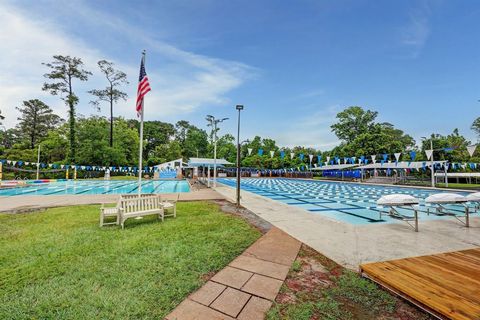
[422,136,435,187]
[206,115,228,188]
[235,105,244,207]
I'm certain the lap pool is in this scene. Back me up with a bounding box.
[218,178,471,225]
[0,180,190,196]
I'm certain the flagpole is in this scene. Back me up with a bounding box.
[138,50,146,195]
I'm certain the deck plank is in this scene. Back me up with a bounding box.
[361,248,480,320]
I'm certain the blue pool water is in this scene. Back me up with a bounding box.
[0,180,190,196]
[218,178,471,225]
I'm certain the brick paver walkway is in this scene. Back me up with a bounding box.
[166,227,301,320]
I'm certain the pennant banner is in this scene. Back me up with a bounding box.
[409,151,416,161]
[371,155,376,163]
[270,150,274,158]
[290,152,295,160]
[467,145,477,157]
[394,153,401,162]
[425,149,433,160]
[247,148,253,156]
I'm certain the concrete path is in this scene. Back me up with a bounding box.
[0,189,224,213]
[166,227,301,320]
[214,184,480,269]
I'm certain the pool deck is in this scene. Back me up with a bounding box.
[214,184,480,269]
[0,189,225,213]
[361,248,480,320]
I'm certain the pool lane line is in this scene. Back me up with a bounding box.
[127,180,155,193]
[73,180,137,195]
[101,181,139,194]
[152,181,167,193]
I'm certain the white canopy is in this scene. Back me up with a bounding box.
[377,194,419,206]
[357,161,447,170]
[466,192,480,202]
[187,158,233,167]
[425,193,467,204]
[311,164,358,171]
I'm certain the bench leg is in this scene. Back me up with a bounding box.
[100,213,104,227]
[173,205,176,218]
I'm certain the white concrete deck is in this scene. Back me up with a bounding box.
[214,184,480,269]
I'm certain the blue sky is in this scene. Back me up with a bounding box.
[1,0,479,149]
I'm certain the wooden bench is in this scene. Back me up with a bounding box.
[100,194,166,229]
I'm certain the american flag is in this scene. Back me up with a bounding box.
[136,54,151,116]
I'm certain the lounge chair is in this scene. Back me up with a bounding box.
[466,192,480,212]
[377,194,420,231]
[425,193,470,227]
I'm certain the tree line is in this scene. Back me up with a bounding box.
[0,55,479,169]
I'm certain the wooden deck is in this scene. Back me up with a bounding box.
[360,248,480,320]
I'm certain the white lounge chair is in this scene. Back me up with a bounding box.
[377,194,420,231]
[466,192,480,212]
[425,193,470,227]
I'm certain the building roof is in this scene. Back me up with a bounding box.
[187,158,233,167]
[311,164,359,171]
[357,161,446,170]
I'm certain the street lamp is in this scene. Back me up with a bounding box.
[206,115,228,188]
[235,105,244,207]
[421,136,435,187]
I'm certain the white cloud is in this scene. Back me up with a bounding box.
[273,105,341,150]
[0,1,255,127]
[400,2,432,58]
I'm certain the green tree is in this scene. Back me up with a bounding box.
[42,55,92,162]
[184,127,208,158]
[15,99,62,149]
[471,117,480,137]
[75,116,138,166]
[40,128,68,163]
[142,121,176,158]
[147,140,182,166]
[0,109,4,126]
[331,106,378,143]
[214,134,237,163]
[88,60,128,147]
[330,106,415,157]
[175,120,192,145]
[420,129,470,163]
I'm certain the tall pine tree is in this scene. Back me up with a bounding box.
[42,55,91,162]
[16,99,62,149]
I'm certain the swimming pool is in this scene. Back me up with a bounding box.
[218,178,471,225]
[0,180,190,196]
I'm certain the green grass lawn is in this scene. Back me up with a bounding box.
[437,183,480,189]
[0,202,260,319]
